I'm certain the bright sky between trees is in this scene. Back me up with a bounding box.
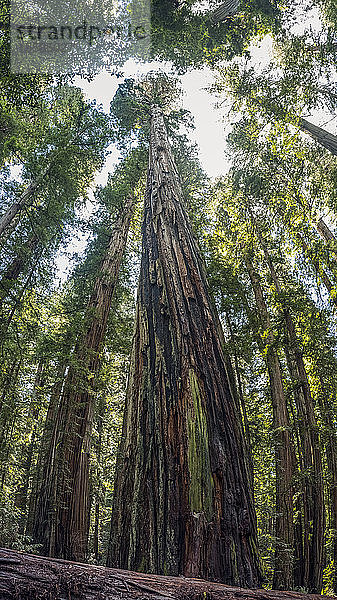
[56,3,330,283]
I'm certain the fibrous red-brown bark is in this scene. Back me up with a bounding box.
[31,196,135,561]
[108,106,260,586]
[0,548,334,600]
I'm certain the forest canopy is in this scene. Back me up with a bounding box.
[0,0,337,597]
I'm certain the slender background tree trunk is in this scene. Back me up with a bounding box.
[244,254,294,591]
[32,195,135,561]
[300,118,337,156]
[259,237,325,593]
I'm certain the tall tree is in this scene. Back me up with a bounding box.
[0,86,111,239]
[31,151,145,560]
[256,232,325,592]
[207,173,329,591]
[243,251,294,591]
[108,77,261,586]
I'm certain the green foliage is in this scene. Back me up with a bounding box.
[1,1,337,591]
[150,0,282,71]
[110,73,192,151]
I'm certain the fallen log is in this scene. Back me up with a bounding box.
[0,548,332,600]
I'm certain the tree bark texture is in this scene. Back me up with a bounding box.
[0,167,50,238]
[25,363,68,538]
[210,0,240,23]
[282,315,324,593]
[316,377,337,593]
[316,218,337,246]
[32,196,135,562]
[108,106,261,587]
[315,218,337,266]
[300,118,337,157]
[0,548,334,600]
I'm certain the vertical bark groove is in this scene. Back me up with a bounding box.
[210,0,240,23]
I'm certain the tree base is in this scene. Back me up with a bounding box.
[0,548,331,600]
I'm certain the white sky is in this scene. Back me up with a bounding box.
[56,60,236,281]
[74,34,275,183]
[76,63,229,180]
[53,35,288,281]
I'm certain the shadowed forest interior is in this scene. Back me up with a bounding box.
[1,0,337,596]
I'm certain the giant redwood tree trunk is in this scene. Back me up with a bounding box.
[32,195,135,561]
[281,314,324,593]
[25,363,67,539]
[316,376,337,594]
[108,106,261,587]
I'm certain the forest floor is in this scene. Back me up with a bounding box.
[0,547,333,600]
